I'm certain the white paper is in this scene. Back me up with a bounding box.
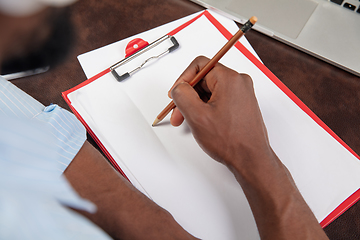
[69,10,360,240]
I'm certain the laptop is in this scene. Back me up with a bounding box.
[189,0,360,76]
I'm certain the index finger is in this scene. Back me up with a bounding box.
[168,56,211,98]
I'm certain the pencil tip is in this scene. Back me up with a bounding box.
[152,118,160,127]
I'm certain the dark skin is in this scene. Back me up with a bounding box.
[1,5,329,239]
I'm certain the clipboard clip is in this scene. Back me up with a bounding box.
[110,35,179,82]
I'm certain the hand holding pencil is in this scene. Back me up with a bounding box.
[152,16,257,126]
[167,55,269,166]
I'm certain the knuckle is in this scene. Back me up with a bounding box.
[171,83,182,98]
[194,56,210,65]
[171,82,188,99]
[195,55,209,61]
[240,73,253,83]
[237,73,254,88]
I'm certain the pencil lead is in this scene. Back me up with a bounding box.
[152,118,160,127]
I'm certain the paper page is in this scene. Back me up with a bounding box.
[69,10,360,240]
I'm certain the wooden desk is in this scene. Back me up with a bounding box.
[12,0,360,238]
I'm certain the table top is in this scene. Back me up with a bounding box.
[11,0,360,238]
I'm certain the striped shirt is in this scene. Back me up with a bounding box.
[0,76,86,173]
[0,76,111,239]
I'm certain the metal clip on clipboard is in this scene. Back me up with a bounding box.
[110,35,179,82]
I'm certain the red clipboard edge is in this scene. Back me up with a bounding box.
[320,188,360,228]
[62,10,360,228]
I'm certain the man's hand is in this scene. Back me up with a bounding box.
[169,56,271,169]
[169,56,329,240]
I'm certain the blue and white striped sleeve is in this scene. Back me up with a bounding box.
[0,76,86,173]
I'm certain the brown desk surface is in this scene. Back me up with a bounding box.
[11,0,360,238]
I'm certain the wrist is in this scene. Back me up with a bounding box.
[225,143,279,178]
[226,145,294,197]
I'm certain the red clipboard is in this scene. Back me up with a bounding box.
[63,10,360,229]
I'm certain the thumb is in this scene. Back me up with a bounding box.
[171,82,205,123]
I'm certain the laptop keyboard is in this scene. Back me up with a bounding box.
[328,0,360,13]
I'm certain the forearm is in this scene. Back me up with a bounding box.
[64,141,197,240]
[229,147,329,240]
